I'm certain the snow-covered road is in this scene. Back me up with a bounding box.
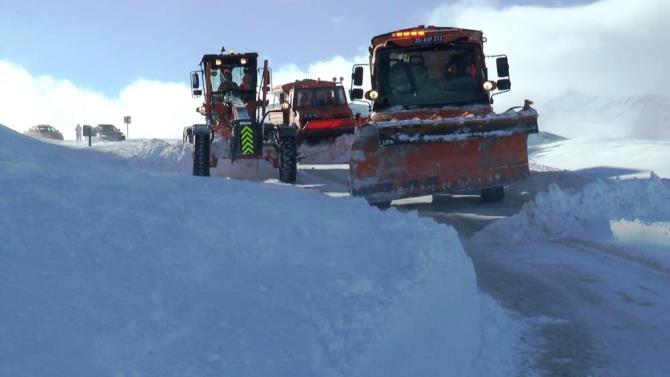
[403,177,670,376]
[295,137,670,376]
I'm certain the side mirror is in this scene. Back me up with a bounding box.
[496,79,511,91]
[191,72,200,89]
[279,93,286,103]
[193,89,203,96]
[496,57,510,78]
[352,66,364,86]
[350,88,364,100]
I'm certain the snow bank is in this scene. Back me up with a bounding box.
[475,173,670,269]
[0,125,481,377]
[68,135,356,178]
[611,219,670,249]
[540,92,670,140]
[610,219,670,270]
[66,138,281,180]
[298,134,355,164]
[529,136,670,178]
[86,138,192,173]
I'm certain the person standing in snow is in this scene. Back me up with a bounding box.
[75,124,82,142]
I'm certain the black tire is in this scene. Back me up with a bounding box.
[481,186,504,202]
[193,132,210,177]
[278,136,297,183]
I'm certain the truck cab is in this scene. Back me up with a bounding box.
[271,79,357,142]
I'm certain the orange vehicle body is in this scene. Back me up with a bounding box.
[273,79,361,141]
[349,26,539,204]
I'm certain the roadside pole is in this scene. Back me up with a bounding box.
[83,125,92,147]
[124,116,131,140]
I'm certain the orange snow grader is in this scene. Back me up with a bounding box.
[349,26,538,205]
[187,49,297,182]
[269,79,362,143]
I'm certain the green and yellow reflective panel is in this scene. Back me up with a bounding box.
[240,125,255,155]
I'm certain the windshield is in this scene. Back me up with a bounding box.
[374,43,488,111]
[210,65,257,101]
[98,125,116,131]
[293,87,347,107]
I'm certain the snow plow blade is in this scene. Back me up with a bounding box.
[349,107,538,204]
[301,118,356,140]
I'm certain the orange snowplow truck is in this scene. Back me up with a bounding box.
[271,79,359,142]
[349,26,539,205]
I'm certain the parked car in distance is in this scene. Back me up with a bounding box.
[24,124,64,140]
[94,124,126,141]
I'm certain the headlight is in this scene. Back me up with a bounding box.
[482,80,497,91]
[197,105,206,114]
[366,90,379,100]
[240,58,247,65]
[281,102,290,110]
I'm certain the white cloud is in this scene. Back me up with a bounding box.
[0,55,368,140]
[427,0,670,109]
[271,54,369,90]
[4,0,665,141]
[0,60,201,140]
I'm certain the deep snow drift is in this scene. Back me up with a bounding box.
[540,92,670,140]
[529,136,670,178]
[475,174,670,271]
[0,125,483,377]
[58,134,357,179]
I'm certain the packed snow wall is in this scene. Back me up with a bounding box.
[0,125,481,377]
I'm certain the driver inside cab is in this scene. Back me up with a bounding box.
[218,69,238,92]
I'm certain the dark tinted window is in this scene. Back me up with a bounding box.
[374,44,488,110]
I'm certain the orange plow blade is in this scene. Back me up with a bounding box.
[349,107,539,204]
[301,118,356,140]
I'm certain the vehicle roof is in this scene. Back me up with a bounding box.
[200,52,258,65]
[371,25,483,47]
[274,79,343,95]
[31,125,59,132]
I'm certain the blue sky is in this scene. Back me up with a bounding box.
[0,0,592,96]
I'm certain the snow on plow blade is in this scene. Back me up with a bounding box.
[349,108,538,204]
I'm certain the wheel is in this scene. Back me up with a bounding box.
[278,136,297,183]
[193,131,210,177]
[481,186,504,202]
